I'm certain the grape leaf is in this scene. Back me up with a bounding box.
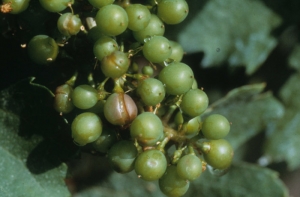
[288,44,300,71]
[201,83,284,150]
[177,0,281,75]
[187,162,289,197]
[0,78,71,197]
[262,73,300,170]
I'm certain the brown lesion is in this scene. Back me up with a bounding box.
[1,2,13,13]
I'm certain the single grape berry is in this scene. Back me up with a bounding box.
[157,0,189,24]
[72,85,98,110]
[169,40,184,62]
[104,93,137,125]
[101,51,130,79]
[180,89,209,117]
[181,116,202,138]
[2,0,30,14]
[159,166,190,197]
[107,140,138,173]
[57,13,82,37]
[142,36,172,63]
[158,62,194,95]
[176,154,202,181]
[202,114,230,140]
[27,35,59,65]
[95,4,128,36]
[202,139,234,170]
[130,112,164,146]
[71,112,103,146]
[93,36,118,61]
[135,149,167,181]
[136,78,165,106]
[125,4,151,31]
[53,83,74,114]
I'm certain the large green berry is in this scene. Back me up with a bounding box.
[135,149,167,181]
[180,89,209,117]
[202,114,230,140]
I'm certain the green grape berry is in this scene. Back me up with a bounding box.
[181,116,202,138]
[159,166,190,197]
[202,139,234,170]
[202,114,230,140]
[71,112,103,146]
[93,36,118,61]
[180,89,209,117]
[158,62,194,95]
[57,13,82,37]
[130,112,164,146]
[53,83,74,114]
[2,0,30,14]
[142,36,172,63]
[108,140,138,173]
[101,51,130,79]
[135,149,167,181]
[176,154,202,181]
[125,4,151,31]
[72,85,98,110]
[95,4,128,36]
[157,0,189,24]
[136,78,165,106]
[27,35,59,65]
[169,40,184,62]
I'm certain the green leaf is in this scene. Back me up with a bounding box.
[263,73,300,170]
[288,44,300,71]
[0,78,71,197]
[186,162,289,197]
[178,0,281,74]
[202,83,284,149]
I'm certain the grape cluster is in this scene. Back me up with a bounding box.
[2,0,234,196]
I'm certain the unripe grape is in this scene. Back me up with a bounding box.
[93,36,118,61]
[101,51,130,79]
[125,4,151,31]
[92,125,117,153]
[53,84,74,114]
[27,35,59,65]
[158,62,194,95]
[180,89,209,117]
[108,140,138,173]
[136,78,165,106]
[104,93,137,125]
[159,166,190,197]
[202,114,230,140]
[203,139,234,170]
[71,112,103,146]
[157,0,189,24]
[2,0,30,14]
[95,4,128,36]
[57,13,82,37]
[177,154,202,181]
[169,40,184,62]
[135,149,167,181]
[130,112,164,146]
[142,36,172,63]
[72,85,98,110]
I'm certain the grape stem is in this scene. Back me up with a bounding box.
[29,77,55,97]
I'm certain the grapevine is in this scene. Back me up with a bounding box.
[1,0,234,196]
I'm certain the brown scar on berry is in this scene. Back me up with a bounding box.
[1,2,13,13]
